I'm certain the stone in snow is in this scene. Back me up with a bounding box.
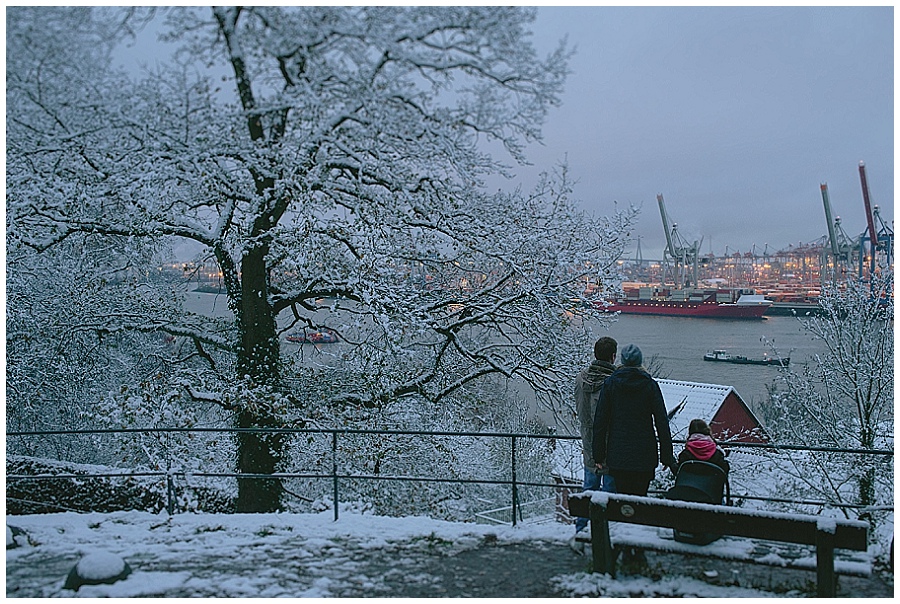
[63,551,132,591]
[7,525,28,549]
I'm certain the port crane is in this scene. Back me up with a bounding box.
[820,162,894,282]
[657,194,701,288]
[819,182,857,279]
[857,161,893,279]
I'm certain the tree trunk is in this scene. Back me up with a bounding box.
[857,426,876,510]
[858,466,875,509]
[234,244,286,512]
[236,408,285,513]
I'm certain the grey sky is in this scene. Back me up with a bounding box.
[514,6,893,260]
[119,6,892,262]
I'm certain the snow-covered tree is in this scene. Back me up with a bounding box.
[6,6,191,456]
[764,273,893,513]
[8,7,635,512]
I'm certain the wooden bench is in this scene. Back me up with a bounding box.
[569,491,871,598]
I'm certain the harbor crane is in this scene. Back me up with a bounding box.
[857,161,893,278]
[819,182,857,279]
[657,194,700,288]
[820,162,894,282]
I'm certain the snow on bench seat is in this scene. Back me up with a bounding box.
[604,523,872,578]
[568,490,872,596]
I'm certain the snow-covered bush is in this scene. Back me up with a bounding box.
[276,381,557,522]
[762,273,893,510]
[6,456,233,514]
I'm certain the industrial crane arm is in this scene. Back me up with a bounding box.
[657,194,678,258]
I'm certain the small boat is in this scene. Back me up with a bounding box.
[703,349,789,366]
[286,329,338,344]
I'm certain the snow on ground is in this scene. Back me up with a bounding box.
[4,510,835,598]
[551,572,778,598]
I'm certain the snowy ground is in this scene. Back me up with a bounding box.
[5,510,892,598]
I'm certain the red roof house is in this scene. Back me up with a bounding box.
[658,379,768,444]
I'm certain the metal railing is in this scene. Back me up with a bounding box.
[6,427,894,525]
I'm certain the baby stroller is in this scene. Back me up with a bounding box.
[665,460,731,545]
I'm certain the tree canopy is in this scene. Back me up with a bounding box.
[7,6,635,511]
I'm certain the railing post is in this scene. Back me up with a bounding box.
[332,431,339,522]
[166,472,175,515]
[165,432,175,515]
[511,436,518,527]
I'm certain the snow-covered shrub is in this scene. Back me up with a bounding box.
[275,378,557,522]
[6,456,233,514]
[762,273,893,517]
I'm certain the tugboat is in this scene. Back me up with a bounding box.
[703,350,789,366]
[286,329,339,344]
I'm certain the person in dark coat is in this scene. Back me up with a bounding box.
[591,343,676,496]
[677,418,730,474]
[573,336,618,533]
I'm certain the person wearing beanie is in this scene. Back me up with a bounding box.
[677,418,730,474]
[573,336,618,535]
[618,343,643,368]
[591,343,676,497]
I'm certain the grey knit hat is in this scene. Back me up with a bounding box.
[620,343,643,367]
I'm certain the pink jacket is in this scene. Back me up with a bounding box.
[678,433,730,473]
[685,434,718,460]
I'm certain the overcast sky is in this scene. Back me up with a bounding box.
[513,6,893,260]
[121,6,892,262]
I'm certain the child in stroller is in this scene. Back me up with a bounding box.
[666,419,730,544]
[678,419,729,474]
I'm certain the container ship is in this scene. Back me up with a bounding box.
[599,287,771,319]
[757,288,824,316]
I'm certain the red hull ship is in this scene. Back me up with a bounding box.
[600,293,770,319]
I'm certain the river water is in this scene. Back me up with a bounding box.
[592,314,823,411]
[184,291,821,414]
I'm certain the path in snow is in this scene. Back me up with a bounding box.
[368,545,893,598]
[8,538,893,598]
[7,535,588,597]
[633,551,892,598]
[5,511,893,598]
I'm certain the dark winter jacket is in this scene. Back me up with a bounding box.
[678,433,730,474]
[575,360,617,467]
[591,366,676,472]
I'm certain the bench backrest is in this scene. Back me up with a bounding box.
[570,492,868,551]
